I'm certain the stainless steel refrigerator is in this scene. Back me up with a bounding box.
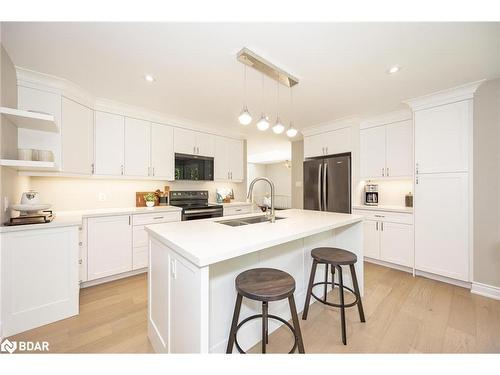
[303,153,351,213]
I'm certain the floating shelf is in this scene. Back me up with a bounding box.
[0,159,58,171]
[0,107,58,133]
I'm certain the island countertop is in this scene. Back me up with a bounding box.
[145,209,363,267]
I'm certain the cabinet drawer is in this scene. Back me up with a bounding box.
[132,211,180,226]
[223,205,252,216]
[133,246,148,270]
[353,209,413,225]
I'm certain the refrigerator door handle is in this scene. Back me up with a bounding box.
[318,163,323,211]
[323,162,328,210]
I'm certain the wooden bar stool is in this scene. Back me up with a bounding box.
[226,268,305,354]
[302,247,365,345]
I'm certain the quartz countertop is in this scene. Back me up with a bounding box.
[352,205,413,214]
[0,205,182,233]
[145,209,363,267]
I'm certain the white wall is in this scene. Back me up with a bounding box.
[473,78,500,288]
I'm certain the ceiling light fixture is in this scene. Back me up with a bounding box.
[238,65,252,125]
[255,73,269,131]
[144,74,155,82]
[387,65,400,74]
[286,86,298,138]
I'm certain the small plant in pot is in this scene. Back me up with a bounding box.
[144,193,156,208]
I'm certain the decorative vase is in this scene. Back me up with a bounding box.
[146,201,155,208]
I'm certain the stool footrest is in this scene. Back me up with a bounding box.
[310,281,360,308]
[233,314,299,354]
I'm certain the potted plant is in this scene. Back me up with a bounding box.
[144,192,156,208]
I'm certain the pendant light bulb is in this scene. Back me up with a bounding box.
[272,118,285,134]
[286,122,298,138]
[256,114,270,131]
[238,106,252,125]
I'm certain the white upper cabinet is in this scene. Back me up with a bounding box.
[360,119,413,179]
[61,97,94,175]
[174,128,215,157]
[151,123,174,180]
[304,127,352,158]
[94,111,125,176]
[360,125,386,178]
[415,100,470,174]
[124,117,151,177]
[17,86,62,167]
[214,136,243,181]
[385,120,413,177]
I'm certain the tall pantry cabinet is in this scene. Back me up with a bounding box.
[405,81,482,282]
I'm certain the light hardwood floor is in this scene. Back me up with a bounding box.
[9,262,500,353]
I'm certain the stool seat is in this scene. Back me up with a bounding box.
[236,268,295,302]
[311,247,357,265]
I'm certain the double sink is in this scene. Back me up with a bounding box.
[216,215,285,227]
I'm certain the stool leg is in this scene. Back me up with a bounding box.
[349,264,366,323]
[331,265,335,291]
[262,301,268,353]
[226,293,243,353]
[302,259,318,320]
[337,265,347,345]
[323,263,329,302]
[288,294,305,353]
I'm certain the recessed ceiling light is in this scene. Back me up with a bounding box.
[387,65,401,74]
[144,74,155,82]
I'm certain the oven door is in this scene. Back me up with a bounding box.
[182,208,223,221]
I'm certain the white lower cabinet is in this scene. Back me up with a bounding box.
[354,209,414,268]
[87,215,133,280]
[1,226,80,337]
[222,204,252,216]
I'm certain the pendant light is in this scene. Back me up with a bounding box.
[286,87,298,138]
[272,74,285,134]
[238,65,252,125]
[256,73,270,131]
[286,86,298,138]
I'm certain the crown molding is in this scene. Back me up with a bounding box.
[360,109,412,130]
[403,79,486,111]
[301,115,360,137]
[14,67,244,140]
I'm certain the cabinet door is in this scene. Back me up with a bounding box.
[324,126,352,156]
[386,120,413,177]
[124,117,150,177]
[303,133,325,158]
[415,172,469,281]
[360,126,386,178]
[229,138,244,181]
[87,215,132,280]
[196,133,215,157]
[61,97,94,174]
[17,86,62,167]
[174,128,196,155]
[94,111,125,175]
[151,123,174,180]
[415,100,470,173]
[214,136,229,180]
[380,222,413,267]
[363,220,380,259]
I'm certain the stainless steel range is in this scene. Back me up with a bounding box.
[169,191,223,221]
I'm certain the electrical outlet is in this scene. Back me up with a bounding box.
[3,197,9,212]
[295,181,302,188]
[98,193,107,202]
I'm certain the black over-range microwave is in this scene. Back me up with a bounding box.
[174,153,214,181]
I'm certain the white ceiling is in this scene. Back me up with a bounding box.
[2,22,500,158]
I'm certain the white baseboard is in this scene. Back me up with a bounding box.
[471,282,500,300]
[364,257,413,274]
[81,268,147,288]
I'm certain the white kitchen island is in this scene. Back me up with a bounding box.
[145,209,363,353]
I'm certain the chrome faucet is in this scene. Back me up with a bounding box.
[247,177,276,223]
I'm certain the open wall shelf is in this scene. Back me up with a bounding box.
[1,107,58,133]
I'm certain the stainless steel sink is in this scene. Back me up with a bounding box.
[216,215,285,227]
